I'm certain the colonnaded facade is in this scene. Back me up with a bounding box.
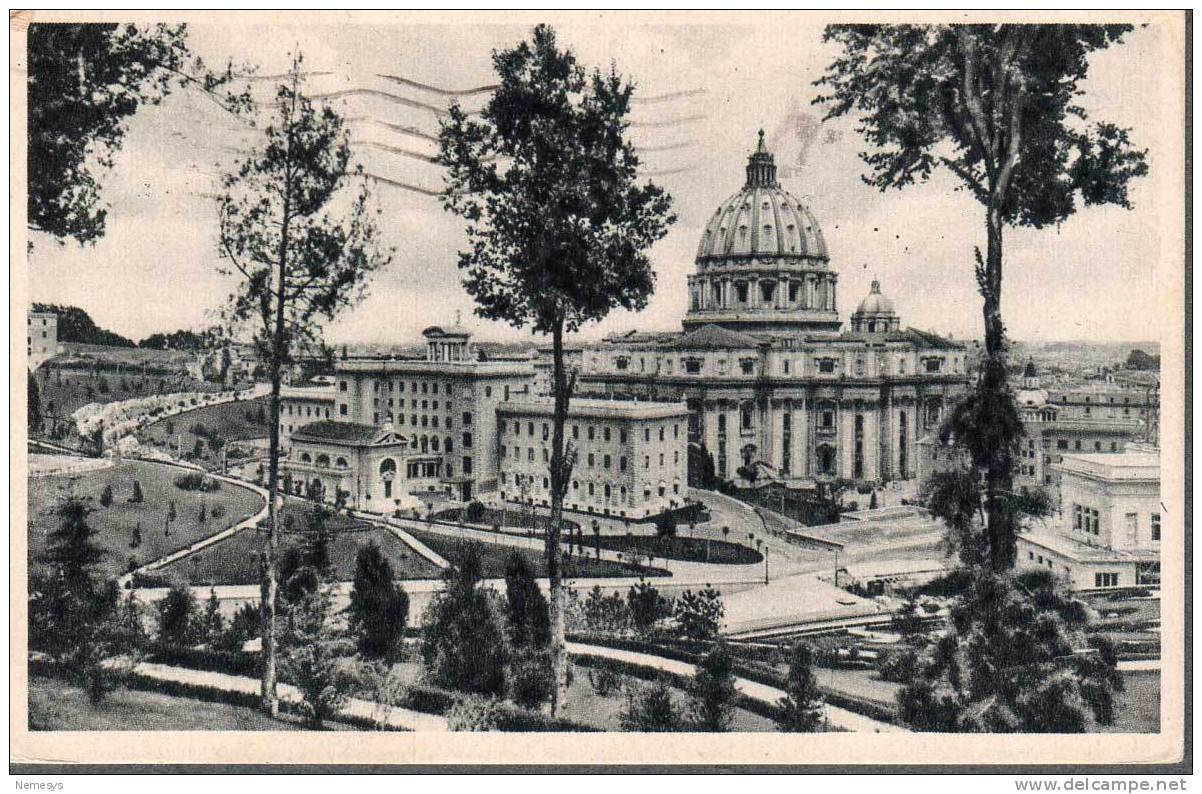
[548,132,971,485]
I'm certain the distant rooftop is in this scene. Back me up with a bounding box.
[292,420,400,445]
[1055,451,1160,482]
[497,397,689,420]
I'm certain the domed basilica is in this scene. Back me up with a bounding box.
[564,132,971,485]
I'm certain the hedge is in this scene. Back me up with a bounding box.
[131,647,594,731]
[147,643,261,677]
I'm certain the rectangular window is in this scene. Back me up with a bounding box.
[818,359,835,374]
[463,412,472,426]
[685,359,702,374]
[1057,439,1068,450]
[462,456,473,475]
[340,404,348,416]
[603,455,611,469]
[924,359,942,373]
[1152,514,1161,541]
[463,432,473,448]
[1125,512,1138,545]
[339,381,348,392]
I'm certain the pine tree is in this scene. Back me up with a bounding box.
[420,545,507,696]
[129,480,144,503]
[99,484,113,508]
[156,583,197,646]
[619,679,681,732]
[202,588,224,646]
[278,584,354,729]
[815,24,1147,569]
[28,373,42,433]
[438,24,673,714]
[687,641,738,732]
[348,542,409,661]
[503,552,550,650]
[776,641,825,732]
[218,56,391,715]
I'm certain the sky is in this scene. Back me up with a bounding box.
[26,14,1182,346]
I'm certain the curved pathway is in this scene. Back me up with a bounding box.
[565,640,902,733]
[128,660,448,731]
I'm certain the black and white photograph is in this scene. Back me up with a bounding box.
[10,9,1188,772]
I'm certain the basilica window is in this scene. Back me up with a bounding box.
[740,359,756,376]
[616,356,629,371]
[924,358,943,373]
[788,282,800,303]
[760,281,775,303]
[740,401,755,431]
[685,358,702,374]
[735,283,749,303]
[817,358,836,374]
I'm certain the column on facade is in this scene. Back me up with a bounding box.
[791,401,808,478]
[863,403,879,482]
[703,401,720,459]
[838,400,855,479]
[770,401,785,472]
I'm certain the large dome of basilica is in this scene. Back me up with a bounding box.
[683,131,841,335]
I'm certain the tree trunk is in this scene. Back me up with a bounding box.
[546,319,572,715]
[981,203,1014,571]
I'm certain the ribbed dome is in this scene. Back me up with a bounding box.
[855,280,895,316]
[694,132,827,264]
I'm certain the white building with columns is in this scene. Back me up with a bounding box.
[558,132,970,485]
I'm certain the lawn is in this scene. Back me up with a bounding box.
[593,534,761,565]
[138,396,270,468]
[28,459,264,580]
[144,505,442,586]
[28,675,346,731]
[404,526,669,580]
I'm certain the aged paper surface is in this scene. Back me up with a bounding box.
[10,9,1187,768]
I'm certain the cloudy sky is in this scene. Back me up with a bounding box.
[26,12,1183,346]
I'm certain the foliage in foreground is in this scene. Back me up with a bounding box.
[897,569,1123,732]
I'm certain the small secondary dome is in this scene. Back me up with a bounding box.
[856,280,896,316]
[850,280,900,333]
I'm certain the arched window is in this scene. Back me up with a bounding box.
[431,436,440,452]
[445,436,453,453]
[300,452,312,463]
[379,458,397,499]
[335,457,348,468]
[315,454,330,468]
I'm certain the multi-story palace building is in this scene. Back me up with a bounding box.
[554,133,970,484]
[326,325,534,502]
[497,398,689,519]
